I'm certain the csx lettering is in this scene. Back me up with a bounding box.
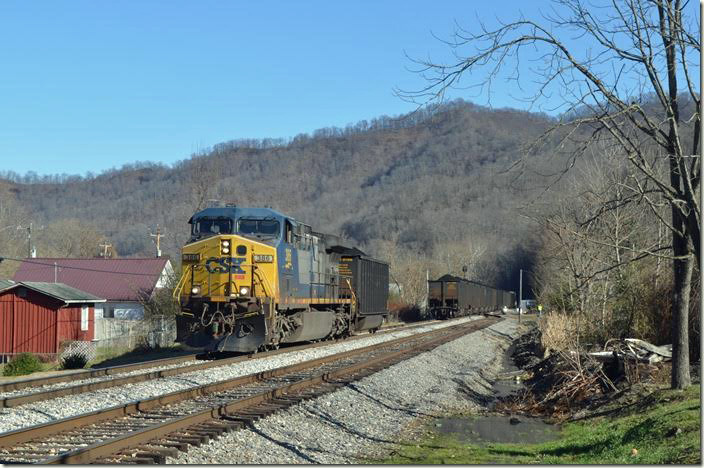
[205,257,245,274]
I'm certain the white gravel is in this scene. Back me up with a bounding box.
[168,317,527,464]
[0,317,481,434]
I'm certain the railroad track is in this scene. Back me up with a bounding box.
[0,317,499,464]
[0,319,444,409]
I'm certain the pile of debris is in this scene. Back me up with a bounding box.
[511,327,545,368]
[590,338,672,384]
[496,331,672,421]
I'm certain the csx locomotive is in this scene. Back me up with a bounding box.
[174,204,389,353]
[428,274,515,319]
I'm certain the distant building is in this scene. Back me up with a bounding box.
[12,257,173,320]
[0,280,105,360]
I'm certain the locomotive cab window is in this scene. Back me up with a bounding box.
[237,218,280,239]
[192,217,233,239]
[284,220,294,244]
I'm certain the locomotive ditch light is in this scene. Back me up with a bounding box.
[191,285,201,295]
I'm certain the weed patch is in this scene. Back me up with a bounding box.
[2,353,43,376]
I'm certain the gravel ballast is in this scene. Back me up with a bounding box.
[168,316,527,464]
[0,317,481,434]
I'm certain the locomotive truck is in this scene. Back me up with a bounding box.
[173,204,389,353]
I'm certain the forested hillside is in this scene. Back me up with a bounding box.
[0,100,565,292]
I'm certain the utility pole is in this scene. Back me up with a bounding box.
[99,242,113,258]
[54,262,58,283]
[17,223,36,258]
[426,269,430,311]
[149,225,164,258]
[26,223,31,258]
[519,268,523,323]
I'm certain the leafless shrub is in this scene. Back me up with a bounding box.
[539,311,578,352]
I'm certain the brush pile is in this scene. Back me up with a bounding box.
[496,329,670,421]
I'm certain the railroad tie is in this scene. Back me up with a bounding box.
[165,434,206,447]
[122,450,167,464]
[139,444,181,458]
[149,439,192,452]
[179,432,212,444]
[122,456,155,464]
[226,413,262,423]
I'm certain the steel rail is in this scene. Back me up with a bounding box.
[48,320,492,464]
[0,354,199,393]
[0,318,498,464]
[0,318,444,408]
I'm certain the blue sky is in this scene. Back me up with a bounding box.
[0,1,697,176]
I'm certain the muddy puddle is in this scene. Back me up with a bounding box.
[433,414,560,445]
[435,341,561,445]
[492,342,525,398]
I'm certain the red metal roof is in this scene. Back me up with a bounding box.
[13,258,170,302]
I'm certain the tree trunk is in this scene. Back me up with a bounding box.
[670,222,693,389]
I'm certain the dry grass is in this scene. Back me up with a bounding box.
[539,311,578,352]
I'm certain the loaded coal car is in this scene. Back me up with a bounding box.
[427,274,515,319]
[173,203,389,353]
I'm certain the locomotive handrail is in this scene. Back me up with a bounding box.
[345,278,357,312]
[253,267,275,298]
[173,264,193,302]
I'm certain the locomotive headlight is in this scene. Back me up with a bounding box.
[220,239,231,255]
[239,286,250,296]
[191,286,201,295]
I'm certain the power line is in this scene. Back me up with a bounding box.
[0,255,165,277]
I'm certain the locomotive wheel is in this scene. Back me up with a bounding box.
[258,343,280,353]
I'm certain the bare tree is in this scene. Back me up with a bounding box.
[38,219,107,258]
[534,147,669,344]
[433,238,488,279]
[377,235,431,306]
[187,152,224,212]
[401,0,699,389]
[0,190,28,277]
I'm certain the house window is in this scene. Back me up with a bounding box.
[81,306,89,331]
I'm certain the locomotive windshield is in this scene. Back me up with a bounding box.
[192,217,233,239]
[237,218,280,239]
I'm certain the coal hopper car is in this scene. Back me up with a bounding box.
[428,274,515,319]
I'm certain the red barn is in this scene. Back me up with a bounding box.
[0,280,105,359]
